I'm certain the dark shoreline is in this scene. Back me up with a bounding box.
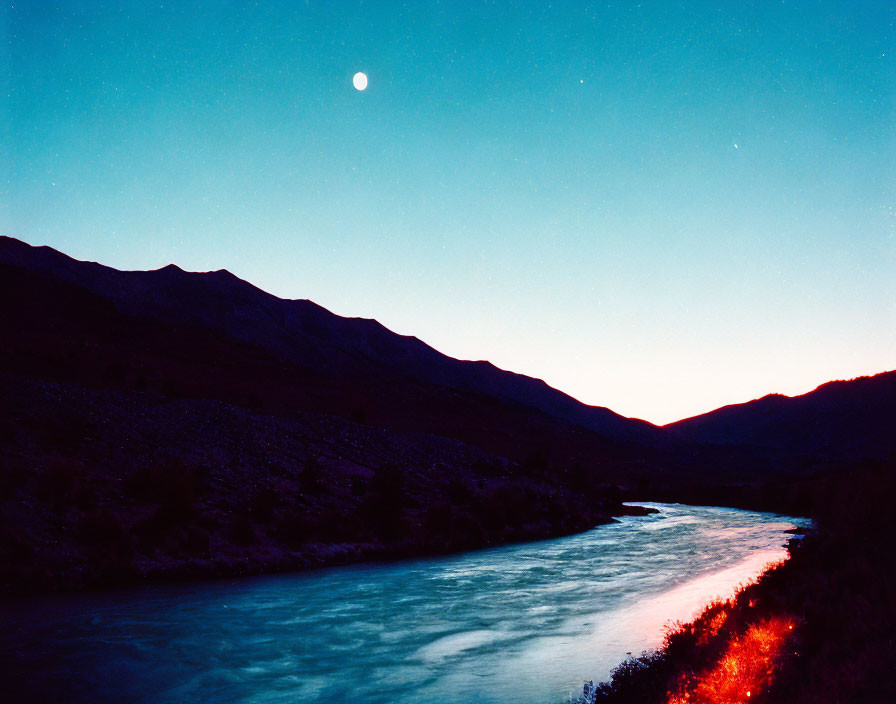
[1,373,662,599]
[0,481,657,600]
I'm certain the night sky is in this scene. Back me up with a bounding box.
[4,1,894,423]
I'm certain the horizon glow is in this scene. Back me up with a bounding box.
[3,1,894,424]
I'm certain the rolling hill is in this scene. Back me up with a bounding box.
[666,372,896,463]
[0,235,659,449]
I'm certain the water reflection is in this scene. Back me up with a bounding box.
[1,504,809,704]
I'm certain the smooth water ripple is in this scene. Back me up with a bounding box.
[1,503,809,703]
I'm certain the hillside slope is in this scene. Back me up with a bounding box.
[0,236,658,446]
[665,372,896,462]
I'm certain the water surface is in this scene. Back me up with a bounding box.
[1,503,809,703]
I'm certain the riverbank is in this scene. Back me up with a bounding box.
[0,376,654,597]
[591,459,896,703]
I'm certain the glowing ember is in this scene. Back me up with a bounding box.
[667,616,796,704]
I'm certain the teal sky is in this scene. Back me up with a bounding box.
[3,1,894,424]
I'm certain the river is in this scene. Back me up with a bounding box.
[1,503,809,703]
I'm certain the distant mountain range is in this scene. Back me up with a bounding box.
[0,235,892,592]
[667,372,896,461]
[0,236,662,463]
[3,235,892,464]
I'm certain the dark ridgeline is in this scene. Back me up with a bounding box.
[666,373,896,462]
[0,234,894,596]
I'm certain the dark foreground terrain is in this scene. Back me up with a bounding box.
[593,460,896,703]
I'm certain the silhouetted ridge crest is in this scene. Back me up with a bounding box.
[0,235,657,445]
[667,370,896,460]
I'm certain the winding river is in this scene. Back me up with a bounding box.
[1,503,809,703]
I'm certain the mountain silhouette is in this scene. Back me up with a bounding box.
[0,235,658,449]
[666,372,896,462]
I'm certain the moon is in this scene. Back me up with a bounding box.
[352,72,368,91]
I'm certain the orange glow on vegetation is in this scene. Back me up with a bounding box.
[667,615,796,704]
[697,609,729,645]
